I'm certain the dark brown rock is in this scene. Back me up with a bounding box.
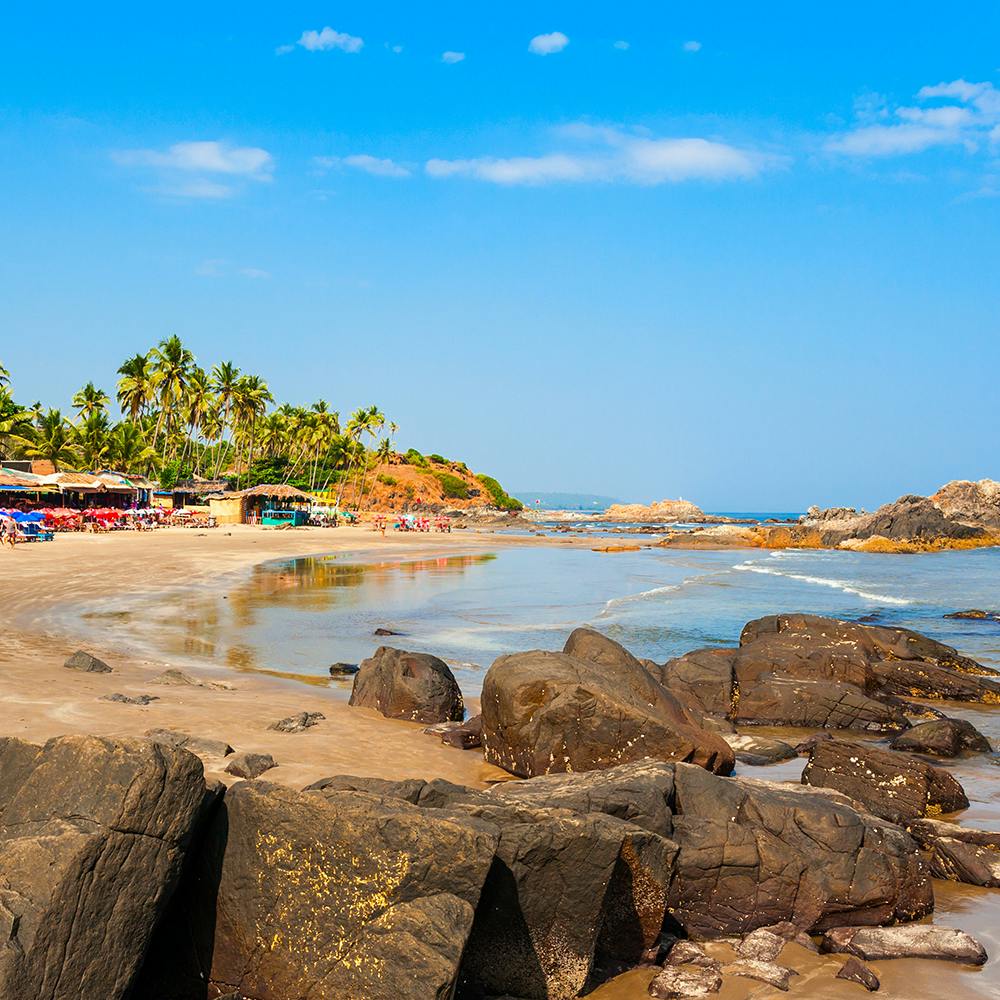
[0,734,207,1000]
[268,710,325,733]
[64,649,112,673]
[328,661,359,676]
[223,751,277,779]
[657,647,738,722]
[921,836,1000,887]
[836,956,880,991]
[909,816,1000,851]
[373,626,402,636]
[735,928,785,961]
[480,631,734,778]
[349,646,464,724]
[888,718,991,757]
[723,733,798,766]
[821,925,987,965]
[441,713,483,749]
[666,941,717,968]
[945,609,1000,621]
[145,727,235,758]
[801,739,969,824]
[200,781,499,999]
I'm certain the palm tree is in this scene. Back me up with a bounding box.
[0,391,32,459]
[354,405,385,509]
[116,354,154,423]
[14,410,75,470]
[74,412,113,468]
[0,361,9,388]
[72,382,111,422]
[178,367,212,464]
[232,375,273,486]
[334,408,368,510]
[149,335,195,452]
[210,360,241,478]
[107,420,158,473]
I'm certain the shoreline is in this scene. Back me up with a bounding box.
[0,524,586,790]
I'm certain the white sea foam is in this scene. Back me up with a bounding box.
[603,584,681,610]
[732,563,912,605]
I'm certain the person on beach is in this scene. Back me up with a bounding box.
[0,519,14,548]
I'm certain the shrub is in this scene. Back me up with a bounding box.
[476,474,523,511]
[427,453,446,464]
[403,448,428,468]
[377,474,398,487]
[435,471,470,500]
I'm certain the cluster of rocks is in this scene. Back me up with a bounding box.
[1,733,970,1000]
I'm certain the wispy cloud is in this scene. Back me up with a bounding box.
[613,40,630,51]
[292,27,364,54]
[529,32,569,56]
[315,154,411,178]
[197,259,271,279]
[426,126,779,186]
[113,140,274,198]
[441,51,465,64]
[683,40,702,53]
[827,78,1000,157]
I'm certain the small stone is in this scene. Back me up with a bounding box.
[268,711,325,733]
[100,693,158,705]
[151,668,202,686]
[736,928,785,962]
[373,627,401,636]
[224,751,277,779]
[64,650,112,673]
[821,925,987,965]
[648,964,722,998]
[666,941,718,969]
[836,956,880,991]
[722,959,797,991]
[329,662,360,677]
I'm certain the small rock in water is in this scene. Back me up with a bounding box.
[329,662,360,677]
[442,714,483,750]
[725,733,798,766]
[648,964,722,998]
[736,928,786,962]
[945,609,1000,622]
[145,728,235,758]
[150,668,201,686]
[269,711,325,733]
[821,925,987,965]
[836,956,880,991]
[889,718,992,757]
[373,627,402,636]
[64,650,112,673]
[100,693,158,705]
[224,751,277,779]
[722,959,797,991]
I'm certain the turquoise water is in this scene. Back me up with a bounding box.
[86,544,1000,693]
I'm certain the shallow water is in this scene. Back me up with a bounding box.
[67,542,1000,998]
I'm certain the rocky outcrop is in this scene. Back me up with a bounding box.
[493,761,931,940]
[481,629,734,778]
[145,727,235,759]
[659,614,1000,736]
[349,646,465,724]
[908,818,1000,887]
[931,478,1000,528]
[0,734,207,1000]
[223,750,277,778]
[801,739,969,824]
[603,498,705,522]
[821,925,987,965]
[888,718,991,757]
[268,710,325,732]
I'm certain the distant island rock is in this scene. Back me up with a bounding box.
[602,498,707,522]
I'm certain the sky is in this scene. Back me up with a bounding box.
[1,3,999,510]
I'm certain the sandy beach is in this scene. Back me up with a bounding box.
[0,524,575,790]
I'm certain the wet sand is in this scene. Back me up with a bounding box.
[3,525,1000,999]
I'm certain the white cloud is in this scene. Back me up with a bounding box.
[296,27,363,53]
[316,154,410,178]
[613,40,630,51]
[390,44,403,54]
[683,40,702,53]
[164,180,235,199]
[827,78,1000,158]
[275,44,294,56]
[529,32,569,55]
[441,51,465,64]
[197,259,270,278]
[425,127,776,186]
[238,266,271,279]
[114,141,274,179]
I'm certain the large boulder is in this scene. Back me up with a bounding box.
[908,818,1000,887]
[183,780,499,999]
[349,646,465,724]
[0,734,208,1000]
[492,761,932,941]
[821,924,987,965]
[801,739,969,824]
[307,774,675,1000]
[481,630,734,778]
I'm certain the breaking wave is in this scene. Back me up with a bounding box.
[732,563,913,605]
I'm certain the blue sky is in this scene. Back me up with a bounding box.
[2,3,999,509]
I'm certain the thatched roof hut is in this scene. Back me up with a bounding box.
[238,484,313,502]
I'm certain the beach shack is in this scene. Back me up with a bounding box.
[238,484,312,525]
[0,467,58,508]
